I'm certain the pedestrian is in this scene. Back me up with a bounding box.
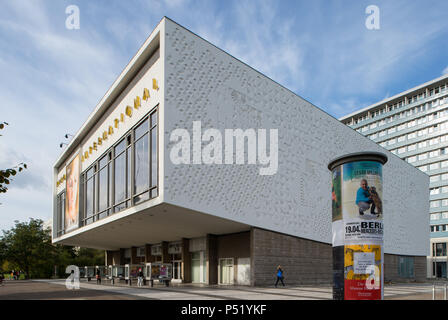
[16,271,20,280]
[274,265,285,287]
[0,273,4,286]
[96,269,101,285]
[137,268,144,287]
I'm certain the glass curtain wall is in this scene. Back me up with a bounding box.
[77,107,158,228]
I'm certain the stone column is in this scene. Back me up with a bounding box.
[182,238,191,283]
[207,234,218,285]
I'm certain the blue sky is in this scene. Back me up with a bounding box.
[1,0,448,231]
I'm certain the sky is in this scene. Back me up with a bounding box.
[1,0,448,231]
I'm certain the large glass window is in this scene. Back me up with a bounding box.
[56,191,65,236]
[80,107,158,227]
[434,243,447,256]
[84,166,95,225]
[114,136,131,212]
[98,153,112,219]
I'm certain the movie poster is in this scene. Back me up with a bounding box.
[65,154,80,231]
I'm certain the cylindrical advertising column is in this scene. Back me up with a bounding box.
[328,152,388,300]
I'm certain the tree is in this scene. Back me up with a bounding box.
[0,122,27,194]
[1,218,105,278]
[1,219,54,278]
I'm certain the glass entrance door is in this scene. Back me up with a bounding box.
[436,262,447,278]
[173,261,182,280]
[219,258,234,285]
[191,251,205,283]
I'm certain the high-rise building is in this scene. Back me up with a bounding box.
[52,17,428,286]
[340,74,448,279]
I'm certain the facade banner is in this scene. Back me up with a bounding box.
[65,154,80,231]
[328,152,387,300]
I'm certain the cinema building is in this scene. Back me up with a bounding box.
[53,17,429,286]
[340,74,448,279]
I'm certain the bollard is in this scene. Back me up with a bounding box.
[328,152,387,300]
[433,284,436,300]
[445,283,448,300]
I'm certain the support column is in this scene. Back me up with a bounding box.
[131,247,137,265]
[119,248,126,265]
[182,238,191,283]
[106,250,114,265]
[207,234,218,285]
[161,241,170,263]
[145,244,155,263]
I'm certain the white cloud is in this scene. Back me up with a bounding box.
[443,66,448,75]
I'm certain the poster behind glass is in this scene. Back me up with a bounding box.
[65,154,80,231]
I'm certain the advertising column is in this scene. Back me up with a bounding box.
[328,152,387,300]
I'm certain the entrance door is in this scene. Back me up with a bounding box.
[436,262,447,278]
[219,258,234,285]
[191,251,205,283]
[173,261,182,280]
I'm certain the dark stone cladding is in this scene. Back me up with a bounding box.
[250,227,426,286]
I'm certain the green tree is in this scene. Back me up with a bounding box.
[1,219,54,278]
[0,122,27,194]
[1,218,106,279]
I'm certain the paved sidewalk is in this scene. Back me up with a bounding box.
[27,279,441,300]
[0,279,443,300]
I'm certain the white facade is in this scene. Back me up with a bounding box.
[53,18,428,258]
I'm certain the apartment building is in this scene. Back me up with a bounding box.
[341,74,448,278]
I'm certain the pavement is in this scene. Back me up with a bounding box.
[0,279,445,300]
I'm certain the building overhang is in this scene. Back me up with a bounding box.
[52,203,250,250]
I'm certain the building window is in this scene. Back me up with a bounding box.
[418,141,427,149]
[114,137,131,212]
[434,243,447,257]
[98,153,112,219]
[80,107,159,226]
[56,191,66,236]
[430,213,441,220]
[133,109,158,204]
[418,153,427,161]
[430,200,440,208]
[407,156,417,163]
[84,165,96,225]
[430,188,440,195]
